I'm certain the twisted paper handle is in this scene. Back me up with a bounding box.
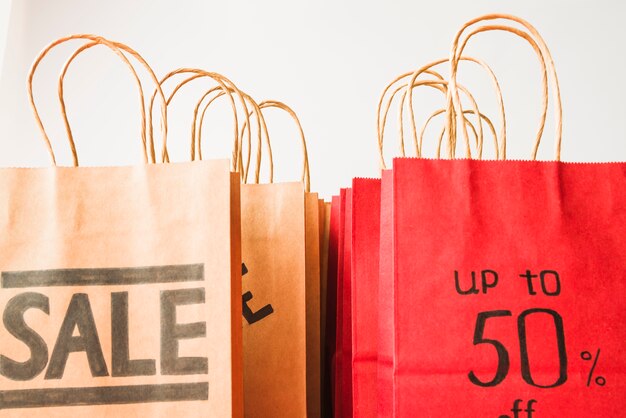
[192,87,267,183]
[394,77,490,158]
[148,68,250,172]
[28,34,168,166]
[381,78,484,158]
[240,100,311,192]
[421,108,497,159]
[404,57,505,160]
[447,14,562,160]
[377,55,505,167]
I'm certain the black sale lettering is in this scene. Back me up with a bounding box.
[45,293,108,379]
[111,292,156,377]
[0,292,50,381]
[241,263,274,325]
[243,292,275,325]
[160,288,208,375]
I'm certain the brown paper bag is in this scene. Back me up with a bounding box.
[0,37,243,417]
[240,100,320,418]
[163,74,321,417]
[304,192,321,418]
[318,200,331,418]
[239,182,308,417]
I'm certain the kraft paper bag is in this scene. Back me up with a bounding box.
[240,182,307,417]
[305,193,321,418]
[0,35,243,417]
[161,77,321,417]
[0,161,243,417]
[234,100,319,418]
[241,183,324,418]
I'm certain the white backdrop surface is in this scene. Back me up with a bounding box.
[0,0,624,197]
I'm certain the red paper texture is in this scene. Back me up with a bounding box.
[377,170,395,418]
[351,178,381,418]
[324,196,341,418]
[389,158,626,417]
[341,189,354,417]
[327,194,344,418]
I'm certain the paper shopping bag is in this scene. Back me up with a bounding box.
[240,182,309,418]
[0,35,243,418]
[154,74,320,417]
[328,192,346,418]
[390,158,626,417]
[377,170,394,418]
[372,55,501,417]
[240,188,321,418]
[324,195,341,418]
[340,189,353,418]
[385,13,626,417]
[319,200,331,418]
[350,178,381,418]
[305,192,322,418]
[239,187,321,418]
[0,161,243,417]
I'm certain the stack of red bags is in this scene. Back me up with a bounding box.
[323,13,626,418]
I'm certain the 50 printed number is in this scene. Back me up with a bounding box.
[469,308,567,388]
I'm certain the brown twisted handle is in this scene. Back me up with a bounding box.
[447,14,561,160]
[404,56,506,160]
[424,109,498,158]
[193,87,267,183]
[28,34,167,166]
[378,55,505,167]
[241,100,311,192]
[396,78,489,159]
[148,68,250,172]
[381,78,487,159]
[377,68,446,159]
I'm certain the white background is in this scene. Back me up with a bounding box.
[0,0,624,198]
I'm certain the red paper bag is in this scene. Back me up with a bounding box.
[377,170,394,418]
[341,189,354,418]
[325,194,343,418]
[350,178,381,418]
[389,158,626,417]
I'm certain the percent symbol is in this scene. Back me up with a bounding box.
[581,349,606,387]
